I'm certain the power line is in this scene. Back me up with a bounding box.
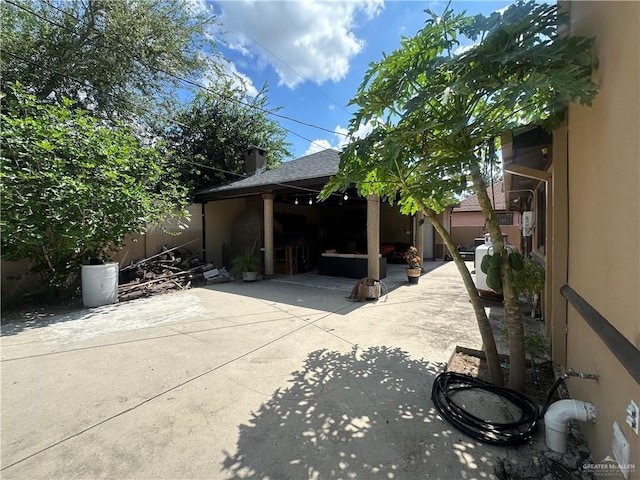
[3,50,343,199]
[6,0,347,139]
[225,27,352,115]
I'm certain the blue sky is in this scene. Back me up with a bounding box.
[200,1,515,160]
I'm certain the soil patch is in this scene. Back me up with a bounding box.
[446,347,598,480]
[447,347,561,406]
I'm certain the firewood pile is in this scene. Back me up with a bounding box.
[117,245,219,302]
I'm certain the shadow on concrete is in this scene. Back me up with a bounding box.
[204,262,446,318]
[0,302,119,337]
[1,262,447,337]
[220,345,501,479]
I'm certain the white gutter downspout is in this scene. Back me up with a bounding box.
[545,399,597,452]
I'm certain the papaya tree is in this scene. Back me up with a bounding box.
[322,124,505,385]
[321,2,597,390]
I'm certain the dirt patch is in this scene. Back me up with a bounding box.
[447,348,561,406]
[446,348,598,480]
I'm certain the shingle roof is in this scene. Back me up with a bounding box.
[194,149,340,200]
[454,180,508,212]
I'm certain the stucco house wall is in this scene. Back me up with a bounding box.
[556,0,639,470]
[450,182,522,251]
[203,198,248,267]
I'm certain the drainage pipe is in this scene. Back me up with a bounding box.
[544,399,597,453]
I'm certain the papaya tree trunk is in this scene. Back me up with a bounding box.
[470,164,526,391]
[422,207,504,386]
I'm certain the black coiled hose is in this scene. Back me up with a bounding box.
[431,371,566,446]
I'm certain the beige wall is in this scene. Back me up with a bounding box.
[561,0,640,469]
[451,211,483,227]
[433,209,451,259]
[2,204,203,300]
[112,203,203,268]
[450,225,521,251]
[1,259,42,301]
[203,198,247,266]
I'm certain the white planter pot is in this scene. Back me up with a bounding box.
[242,271,258,282]
[82,263,119,307]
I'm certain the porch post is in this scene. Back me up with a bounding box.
[263,193,275,278]
[366,194,380,279]
[415,211,425,271]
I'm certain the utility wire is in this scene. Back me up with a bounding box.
[6,0,347,138]
[3,50,343,199]
[227,27,352,115]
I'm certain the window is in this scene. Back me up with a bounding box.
[496,213,514,225]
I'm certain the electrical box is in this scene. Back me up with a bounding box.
[612,422,631,479]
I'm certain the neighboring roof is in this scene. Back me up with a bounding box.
[453,180,508,212]
[194,149,340,200]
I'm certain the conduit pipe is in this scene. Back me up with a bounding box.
[544,399,597,452]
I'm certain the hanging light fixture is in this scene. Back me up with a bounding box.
[294,197,299,205]
[308,197,313,205]
[343,193,349,201]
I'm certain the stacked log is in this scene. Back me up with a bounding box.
[117,246,214,302]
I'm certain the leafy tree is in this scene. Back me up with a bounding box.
[321,2,597,389]
[1,0,220,121]
[165,81,292,195]
[0,85,188,291]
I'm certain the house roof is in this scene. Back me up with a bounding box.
[453,180,508,212]
[194,149,340,201]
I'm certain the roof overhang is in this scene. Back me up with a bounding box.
[501,126,553,209]
[194,176,334,202]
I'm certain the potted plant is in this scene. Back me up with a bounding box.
[404,246,422,284]
[231,250,260,282]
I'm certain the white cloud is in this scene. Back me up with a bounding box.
[215,0,384,88]
[222,60,260,97]
[304,120,375,156]
[454,43,477,56]
[188,0,211,15]
[201,58,259,97]
[304,139,336,156]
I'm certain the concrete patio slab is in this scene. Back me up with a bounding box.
[1,261,512,480]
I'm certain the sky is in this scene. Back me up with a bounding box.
[200,0,516,160]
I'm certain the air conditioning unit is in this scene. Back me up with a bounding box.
[522,211,534,237]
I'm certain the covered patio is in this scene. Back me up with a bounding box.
[194,148,436,281]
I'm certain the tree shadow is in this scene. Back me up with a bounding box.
[1,304,97,336]
[206,262,447,318]
[220,346,503,479]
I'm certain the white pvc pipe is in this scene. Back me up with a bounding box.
[545,399,597,453]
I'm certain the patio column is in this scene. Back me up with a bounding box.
[366,193,380,279]
[263,193,275,278]
[415,211,425,271]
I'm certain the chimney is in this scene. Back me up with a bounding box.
[244,146,268,176]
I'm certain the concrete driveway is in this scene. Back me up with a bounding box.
[1,262,510,479]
